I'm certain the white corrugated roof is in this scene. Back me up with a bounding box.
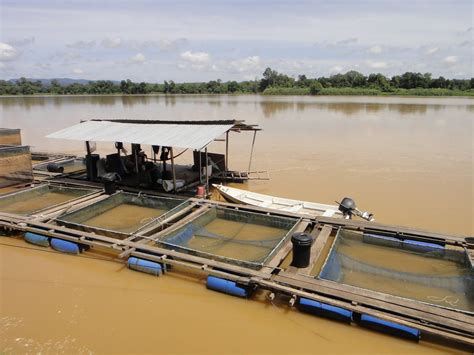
[47,120,235,150]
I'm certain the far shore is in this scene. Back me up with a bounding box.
[1,91,473,99]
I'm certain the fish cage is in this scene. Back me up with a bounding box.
[0,184,97,216]
[155,206,300,269]
[0,145,33,188]
[318,228,474,313]
[0,128,22,145]
[56,192,190,239]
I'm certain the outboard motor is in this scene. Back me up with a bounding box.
[337,197,374,221]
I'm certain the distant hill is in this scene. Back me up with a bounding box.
[8,78,119,86]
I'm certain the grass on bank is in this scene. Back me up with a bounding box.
[262,86,474,96]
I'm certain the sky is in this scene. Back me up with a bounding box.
[0,0,472,82]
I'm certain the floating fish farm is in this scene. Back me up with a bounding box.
[0,182,473,350]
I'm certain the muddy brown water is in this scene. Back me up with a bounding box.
[82,204,167,234]
[0,95,472,353]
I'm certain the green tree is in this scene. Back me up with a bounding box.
[309,81,323,95]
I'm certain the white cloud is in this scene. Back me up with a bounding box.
[130,53,146,63]
[330,65,344,73]
[0,42,19,61]
[67,40,96,49]
[368,45,382,54]
[230,56,261,72]
[72,68,84,74]
[425,47,439,55]
[444,56,458,63]
[180,50,210,63]
[336,38,358,45]
[9,37,35,47]
[367,61,388,69]
[101,38,122,48]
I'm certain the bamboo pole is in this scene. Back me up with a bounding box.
[248,130,257,171]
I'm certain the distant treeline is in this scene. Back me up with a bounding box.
[1,68,473,96]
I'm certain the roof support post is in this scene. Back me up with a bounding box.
[85,141,91,156]
[198,149,202,183]
[248,130,257,171]
[225,131,229,171]
[170,147,177,192]
[205,147,209,196]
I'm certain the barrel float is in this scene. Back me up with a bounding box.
[402,239,444,254]
[24,232,50,247]
[363,233,401,248]
[50,238,80,254]
[359,314,420,341]
[127,257,163,276]
[206,276,250,298]
[298,297,353,323]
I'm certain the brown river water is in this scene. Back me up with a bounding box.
[0,95,473,354]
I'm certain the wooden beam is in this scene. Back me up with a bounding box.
[258,278,473,346]
[262,220,310,273]
[298,225,333,275]
[274,272,474,331]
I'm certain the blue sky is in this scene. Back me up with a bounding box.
[0,0,472,82]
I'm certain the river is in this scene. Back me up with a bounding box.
[0,95,472,353]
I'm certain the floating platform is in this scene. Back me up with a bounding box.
[0,182,472,350]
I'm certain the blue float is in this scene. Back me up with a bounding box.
[363,233,401,248]
[50,238,80,254]
[298,297,353,323]
[24,232,50,247]
[206,276,250,298]
[127,257,163,276]
[359,314,420,341]
[402,239,444,254]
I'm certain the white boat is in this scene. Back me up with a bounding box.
[213,184,341,218]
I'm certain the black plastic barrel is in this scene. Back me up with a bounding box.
[46,163,64,173]
[86,154,99,181]
[291,232,313,268]
[102,172,119,195]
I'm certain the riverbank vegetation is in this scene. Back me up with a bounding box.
[1,68,472,96]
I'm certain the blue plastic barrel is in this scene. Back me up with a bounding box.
[359,314,420,341]
[50,238,80,254]
[363,233,401,248]
[127,257,163,276]
[298,297,353,323]
[24,232,50,247]
[206,276,249,298]
[402,239,444,254]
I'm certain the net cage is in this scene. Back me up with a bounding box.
[57,191,190,239]
[318,228,474,313]
[0,129,22,145]
[156,206,300,269]
[0,184,97,216]
[0,145,33,188]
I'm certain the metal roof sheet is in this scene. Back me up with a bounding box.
[47,120,235,150]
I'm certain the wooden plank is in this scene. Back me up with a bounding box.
[261,220,310,273]
[257,279,474,346]
[0,214,272,280]
[274,272,474,331]
[315,216,468,244]
[298,225,333,275]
